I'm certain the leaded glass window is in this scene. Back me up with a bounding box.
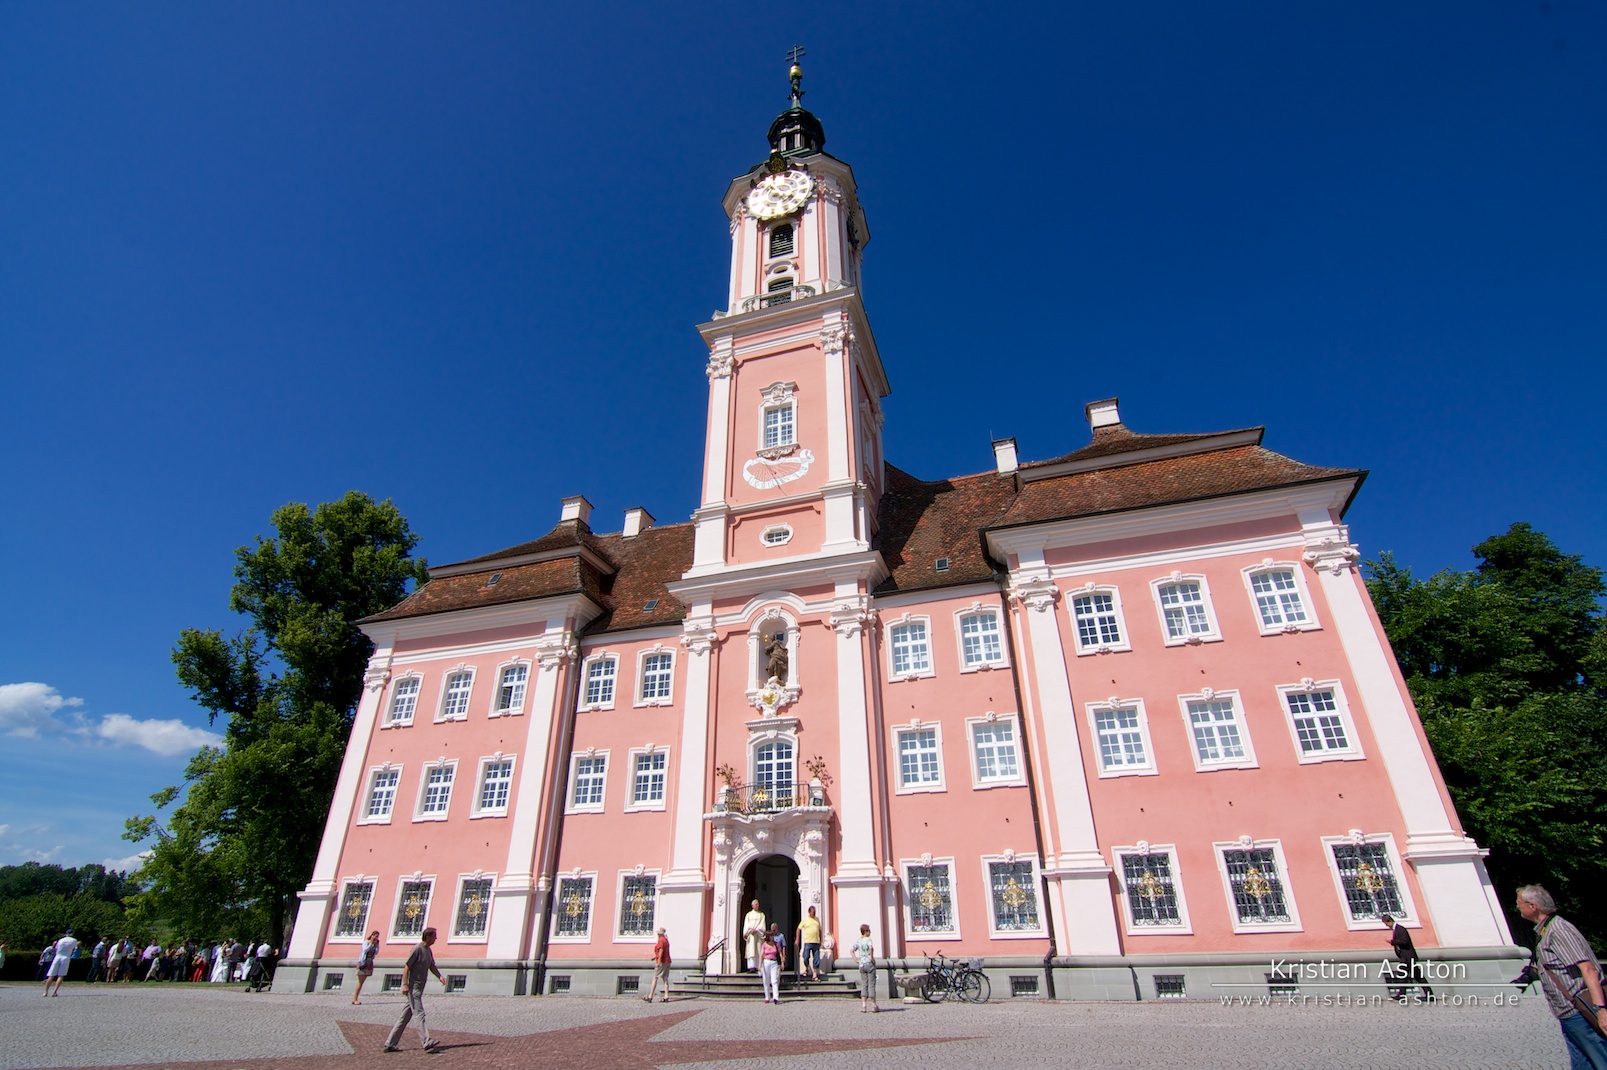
[394,879,433,938]
[898,729,941,788]
[988,860,1040,931]
[365,768,400,819]
[1072,592,1124,649]
[1158,581,1212,639]
[1286,690,1350,754]
[454,878,493,938]
[640,653,673,702]
[1121,851,1182,926]
[1251,569,1308,628]
[335,880,374,937]
[1187,699,1246,763]
[387,678,420,726]
[632,751,666,805]
[555,876,593,937]
[1223,848,1291,924]
[907,864,955,933]
[571,755,606,809]
[959,612,1003,667]
[889,621,930,675]
[1331,842,1404,920]
[477,759,513,814]
[1094,707,1149,770]
[972,720,1019,782]
[618,875,657,936]
[440,672,473,720]
[496,664,528,714]
[584,658,617,707]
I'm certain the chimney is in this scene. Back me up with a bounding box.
[622,507,655,538]
[559,495,593,525]
[1085,398,1121,431]
[992,437,1019,474]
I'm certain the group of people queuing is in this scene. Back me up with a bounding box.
[32,931,280,992]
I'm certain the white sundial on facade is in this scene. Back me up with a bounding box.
[747,170,814,220]
[742,447,814,489]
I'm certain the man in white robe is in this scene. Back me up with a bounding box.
[742,900,767,972]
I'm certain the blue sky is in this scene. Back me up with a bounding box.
[2,2,1603,871]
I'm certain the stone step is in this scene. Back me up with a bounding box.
[679,972,861,999]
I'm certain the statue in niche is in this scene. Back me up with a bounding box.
[763,632,789,684]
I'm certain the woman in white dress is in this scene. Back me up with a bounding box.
[210,941,231,983]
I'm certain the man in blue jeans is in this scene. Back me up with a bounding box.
[1518,885,1607,1070]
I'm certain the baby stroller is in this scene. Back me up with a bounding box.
[244,953,269,992]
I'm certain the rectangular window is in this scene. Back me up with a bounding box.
[959,612,1003,667]
[365,768,400,820]
[1072,592,1125,650]
[1187,698,1247,765]
[387,678,420,726]
[1286,689,1352,756]
[419,764,455,818]
[453,878,493,939]
[1158,581,1213,640]
[476,759,514,815]
[554,876,593,938]
[393,879,433,939]
[334,880,375,938]
[440,671,473,720]
[1251,569,1309,628]
[1094,706,1150,771]
[762,404,795,449]
[495,664,528,715]
[971,720,1020,784]
[1120,851,1183,927]
[889,621,931,676]
[571,755,606,810]
[618,874,657,937]
[584,658,617,707]
[1222,848,1292,925]
[906,863,955,934]
[1331,842,1405,921]
[988,860,1040,932]
[631,751,666,806]
[639,653,673,702]
[897,728,942,789]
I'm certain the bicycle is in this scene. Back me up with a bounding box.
[920,952,991,1004]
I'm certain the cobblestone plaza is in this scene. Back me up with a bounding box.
[1,983,1570,1069]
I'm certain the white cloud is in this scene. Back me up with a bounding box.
[0,682,84,737]
[25,845,65,863]
[97,714,222,757]
[0,825,9,838]
[102,851,152,873]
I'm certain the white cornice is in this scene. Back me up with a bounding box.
[1019,429,1264,483]
[669,550,888,604]
[428,544,614,580]
[871,580,1003,611]
[362,593,603,646]
[698,290,889,400]
[986,478,1358,561]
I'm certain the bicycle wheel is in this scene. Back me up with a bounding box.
[920,974,944,1003]
[956,970,991,1004]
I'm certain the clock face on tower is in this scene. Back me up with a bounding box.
[747,171,814,221]
[742,448,815,489]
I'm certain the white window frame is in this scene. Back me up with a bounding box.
[579,653,618,711]
[1150,572,1223,646]
[760,395,797,450]
[566,750,609,814]
[414,759,458,822]
[885,613,935,681]
[634,647,675,708]
[1277,680,1365,763]
[383,673,423,728]
[490,659,530,717]
[1086,699,1158,778]
[891,721,946,795]
[447,872,497,943]
[965,713,1027,789]
[1242,561,1321,635]
[1321,833,1419,931]
[624,747,669,812]
[470,754,516,818]
[614,869,661,942]
[330,878,376,942]
[1112,844,1194,935]
[1213,839,1303,934]
[358,764,403,825]
[389,876,436,941]
[953,605,1009,672]
[550,871,597,943]
[901,856,962,941]
[436,666,475,722]
[1177,690,1258,772]
[759,524,793,547]
[1067,583,1133,655]
[979,852,1048,939]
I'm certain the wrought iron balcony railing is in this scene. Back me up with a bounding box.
[712,780,827,815]
[738,284,816,313]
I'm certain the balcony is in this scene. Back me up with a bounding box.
[739,284,816,313]
[711,780,827,816]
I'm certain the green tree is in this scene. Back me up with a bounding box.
[1367,523,1607,944]
[125,492,427,946]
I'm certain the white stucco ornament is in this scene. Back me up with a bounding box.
[747,170,814,220]
[743,447,814,488]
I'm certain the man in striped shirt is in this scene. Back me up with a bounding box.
[1518,885,1607,1069]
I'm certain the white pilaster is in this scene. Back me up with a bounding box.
[659,614,717,953]
[830,590,877,878]
[820,321,852,483]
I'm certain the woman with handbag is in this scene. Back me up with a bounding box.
[352,930,380,1005]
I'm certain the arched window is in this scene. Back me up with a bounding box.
[754,740,795,795]
[768,223,794,258]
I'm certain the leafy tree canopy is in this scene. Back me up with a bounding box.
[126,492,427,946]
[1367,523,1607,943]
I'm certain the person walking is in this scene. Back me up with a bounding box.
[36,943,56,982]
[384,928,445,1053]
[759,926,783,1004]
[1379,914,1432,1001]
[796,906,822,982]
[643,926,672,1003]
[42,929,79,997]
[107,939,125,983]
[851,923,878,1013]
[352,930,379,1004]
[742,899,767,973]
[1516,885,1607,1070]
[85,939,106,984]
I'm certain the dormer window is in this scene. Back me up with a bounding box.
[768,224,794,258]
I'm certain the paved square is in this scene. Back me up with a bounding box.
[0,984,1570,1069]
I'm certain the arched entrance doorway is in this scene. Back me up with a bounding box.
[740,854,800,973]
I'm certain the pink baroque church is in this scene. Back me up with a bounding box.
[278,66,1520,1000]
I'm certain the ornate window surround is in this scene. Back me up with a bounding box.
[979,850,1048,939]
[578,651,619,712]
[1276,679,1365,764]
[549,869,598,943]
[469,753,516,819]
[357,763,403,825]
[1241,560,1322,636]
[613,867,662,943]
[413,757,458,822]
[633,646,676,708]
[1112,842,1194,935]
[490,658,531,718]
[329,877,376,943]
[1066,582,1133,656]
[435,665,475,722]
[388,873,436,941]
[383,672,423,728]
[1211,837,1303,935]
[1149,572,1224,646]
[900,855,962,941]
[565,748,610,814]
[757,381,799,454]
[1320,831,1419,931]
[1086,698,1159,778]
[759,523,794,548]
[624,745,670,813]
[447,870,497,943]
[965,712,1027,790]
[953,603,1009,672]
[884,612,936,682]
[1176,689,1258,772]
[890,720,946,795]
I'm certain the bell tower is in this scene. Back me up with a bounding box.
[688,55,892,577]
